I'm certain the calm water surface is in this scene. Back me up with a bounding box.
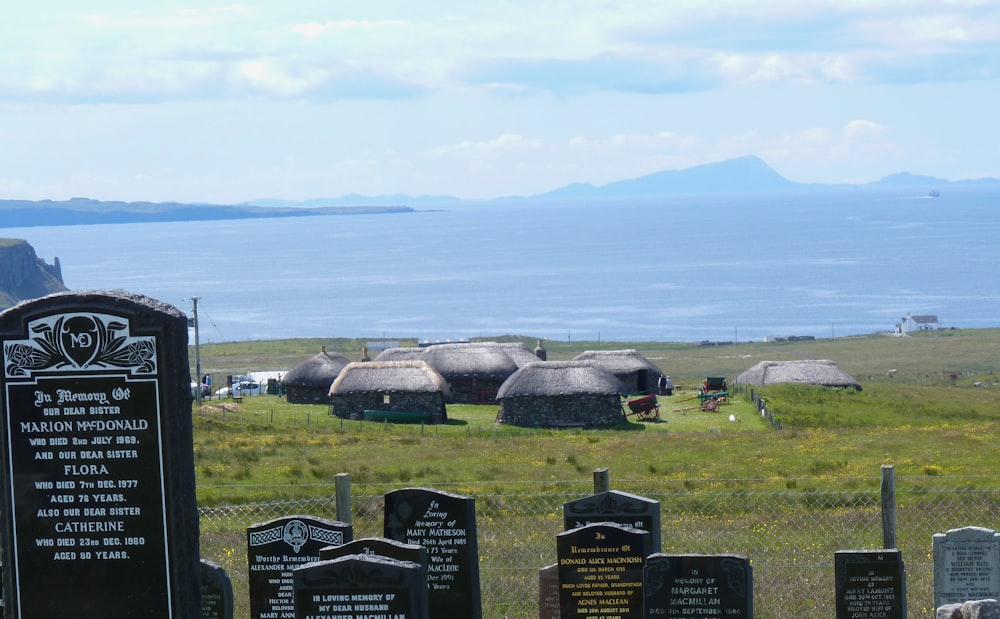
[6,187,999,343]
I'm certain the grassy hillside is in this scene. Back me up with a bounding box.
[191,329,1000,619]
[191,328,1000,506]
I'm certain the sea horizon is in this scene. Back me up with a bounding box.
[5,186,999,345]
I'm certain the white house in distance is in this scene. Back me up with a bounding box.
[897,313,940,334]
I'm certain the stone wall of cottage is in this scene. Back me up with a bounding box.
[496,394,625,428]
[285,385,332,405]
[331,392,446,420]
[445,377,505,404]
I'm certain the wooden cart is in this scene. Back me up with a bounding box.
[625,394,660,421]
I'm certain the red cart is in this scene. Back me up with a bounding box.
[625,394,660,421]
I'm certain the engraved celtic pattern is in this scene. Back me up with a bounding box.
[309,526,344,547]
[248,525,284,547]
[4,313,157,378]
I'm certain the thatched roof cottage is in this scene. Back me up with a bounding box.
[283,348,352,404]
[496,342,545,367]
[422,343,520,404]
[571,349,664,395]
[736,359,862,391]
[373,347,427,362]
[328,360,450,421]
[496,361,626,428]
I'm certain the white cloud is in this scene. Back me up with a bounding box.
[5,1,999,101]
[231,60,332,97]
[0,1,997,201]
[292,19,407,41]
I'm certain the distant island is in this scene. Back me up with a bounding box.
[2,155,997,229]
[0,199,414,229]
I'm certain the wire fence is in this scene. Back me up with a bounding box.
[198,474,1000,619]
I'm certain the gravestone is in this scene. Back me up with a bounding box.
[248,515,353,619]
[384,487,482,619]
[933,526,1000,607]
[563,489,662,553]
[835,549,906,619]
[557,522,650,619]
[201,559,234,619]
[0,291,200,618]
[292,553,428,619]
[319,536,427,587]
[320,536,427,564]
[644,553,753,619]
[539,563,560,619]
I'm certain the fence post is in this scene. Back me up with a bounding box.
[335,472,352,524]
[594,468,610,493]
[880,464,897,548]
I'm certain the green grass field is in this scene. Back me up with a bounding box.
[192,328,1000,506]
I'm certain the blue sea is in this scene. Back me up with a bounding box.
[5,186,999,344]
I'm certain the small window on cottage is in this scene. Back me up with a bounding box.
[383,394,391,405]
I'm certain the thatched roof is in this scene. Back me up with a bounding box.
[282,350,352,387]
[736,359,861,390]
[373,347,427,362]
[571,349,663,376]
[497,361,625,398]
[422,343,519,380]
[329,360,451,396]
[495,342,544,367]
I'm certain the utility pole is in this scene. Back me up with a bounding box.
[185,296,202,406]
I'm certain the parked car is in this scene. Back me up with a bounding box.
[217,381,265,397]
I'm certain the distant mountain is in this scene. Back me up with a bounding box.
[535,155,801,199]
[2,157,998,228]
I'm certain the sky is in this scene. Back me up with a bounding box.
[3,1,999,204]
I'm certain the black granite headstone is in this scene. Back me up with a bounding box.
[248,515,353,619]
[384,487,482,619]
[644,553,753,619]
[0,291,200,618]
[539,563,560,619]
[557,522,650,619]
[563,490,662,553]
[293,554,427,619]
[835,549,906,619]
[319,536,427,567]
[201,558,234,619]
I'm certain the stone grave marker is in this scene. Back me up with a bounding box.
[0,291,200,618]
[933,526,1000,607]
[248,515,353,619]
[835,549,906,619]
[563,489,662,553]
[292,553,427,619]
[557,521,650,619]
[539,563,560,619]
[644,553,753,619]
[319,536,427,566]
[201,559,234,619]
[384,487,482,619]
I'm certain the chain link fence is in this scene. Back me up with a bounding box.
[199,474,1000,619]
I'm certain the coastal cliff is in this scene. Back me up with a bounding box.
[0,238,68,309]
